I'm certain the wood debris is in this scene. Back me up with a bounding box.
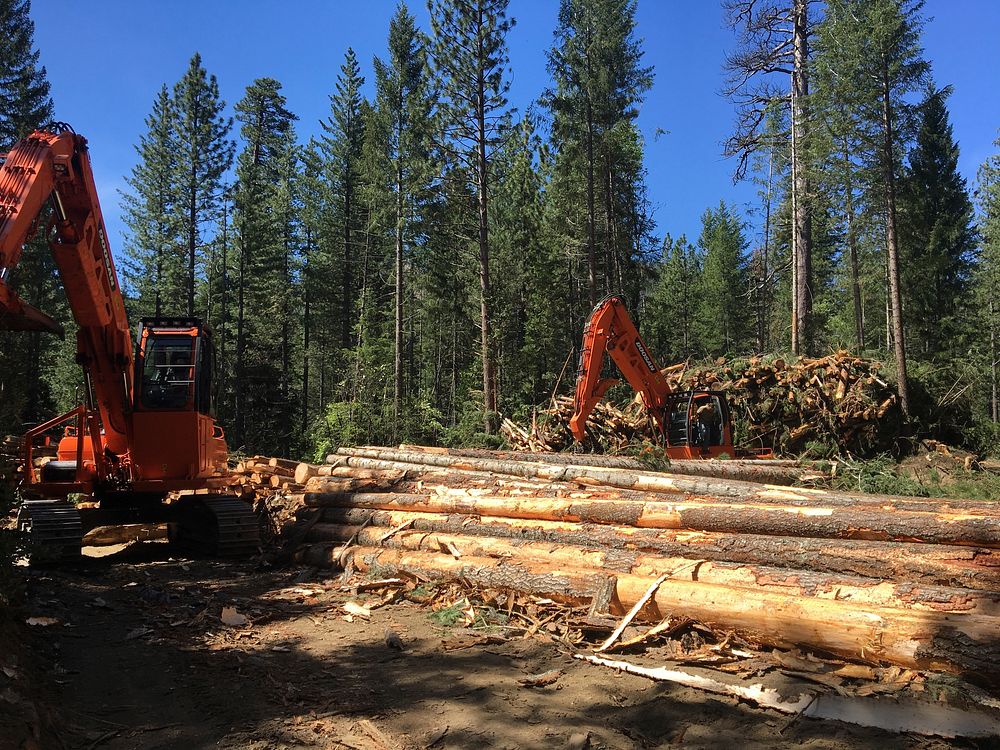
[502,352,902,458]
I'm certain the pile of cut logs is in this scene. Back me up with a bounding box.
[278,445,1000,691]
[504,352,901,457]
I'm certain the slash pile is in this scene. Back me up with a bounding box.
[278,444,1000,697]
[504,352,902,457]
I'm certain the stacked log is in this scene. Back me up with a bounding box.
[503,351,902,457]
[282,445,1000,686]
[395,444,828,486]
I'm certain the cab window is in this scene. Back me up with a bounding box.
[140,335,195,410]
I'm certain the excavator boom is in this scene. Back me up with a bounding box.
[0,126,134,457]
[570,295,671,442]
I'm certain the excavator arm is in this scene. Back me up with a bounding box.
[0,126,134,458]
[569,295,671,442]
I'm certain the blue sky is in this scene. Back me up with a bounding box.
[27,0,1000,257]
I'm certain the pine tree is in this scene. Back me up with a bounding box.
[428,0,514,434]
[976,132,1000,427]
[121,86,181,317]
[814,0,930,414]
[646,234,702,363]
[231,78,298,453]
[0,0,52,148]
[899,86,976,360]
[546,0,653,309]
[695,203,751,356]
[491,114,562,407]
[373,3,436,426]
[723,0,814,354]
[320,49,366,351]
[172,53,234,317]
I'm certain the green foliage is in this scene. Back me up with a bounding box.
[694,202,751,356]
[899,86,977,360]
[833,455,1000,501]
[645,234,702,362]
[172,53,235,317]
[832,456,930,496]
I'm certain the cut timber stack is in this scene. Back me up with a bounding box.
[504,351,901,457]
[282,445,1000,688]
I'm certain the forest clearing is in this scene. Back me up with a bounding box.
[4,0,1000,747]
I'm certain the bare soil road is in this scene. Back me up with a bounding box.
[1,542,965,750]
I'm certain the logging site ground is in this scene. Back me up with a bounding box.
[0,543,966,750]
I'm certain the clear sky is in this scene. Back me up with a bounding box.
[26,0,1000,259]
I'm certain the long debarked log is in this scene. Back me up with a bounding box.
[392,445,821,486]
[306,507,1000,591]
[307,470,996,518]
[309,544,1000,680]
[332,448,1000,514]
[299,490,1000,547]
[302,523,1000,615]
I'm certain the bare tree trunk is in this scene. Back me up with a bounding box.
[991,296,998,423]
[586,101,598,307]
[394,136,405,429]
[234,234,246,448]
[302,227,311,437]
[342,168,353,350]
[843,145,864,349]
[188,177,197,316]
[585,11,598,308]
[880,57,910,415]
[219,196,229,420]
[791,0,812,355]
[476,14,497,434]
[758,150,773,353]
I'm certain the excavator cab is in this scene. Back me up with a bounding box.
[663,390,733,458]
[131,318,226,481]
[136,318,215,415]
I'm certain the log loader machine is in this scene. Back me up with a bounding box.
[570,295,770,459]
[0,125,258,560]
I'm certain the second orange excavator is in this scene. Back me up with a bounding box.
[570,295,770,459]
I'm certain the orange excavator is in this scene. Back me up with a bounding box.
[0,125,257,559]
[570,295,769,459]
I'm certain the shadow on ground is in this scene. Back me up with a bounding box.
[5,541,971,750]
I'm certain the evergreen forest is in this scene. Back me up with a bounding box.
[2,0,999,460]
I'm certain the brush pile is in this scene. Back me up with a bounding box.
[504,352,902,458]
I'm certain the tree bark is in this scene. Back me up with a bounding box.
[299,490,1000,548]
[304,523,1000,615]
[843,144,865,349]
[310,506,1000,592]
[880,56,910,415]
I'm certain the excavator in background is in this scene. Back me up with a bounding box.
[570,295,770,459]
[0,125,257,560]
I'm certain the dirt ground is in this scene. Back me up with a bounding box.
[0,542,982,750]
